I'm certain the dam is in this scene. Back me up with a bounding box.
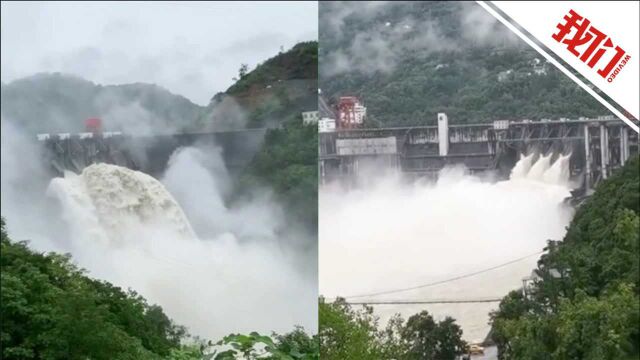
[36,128,267,178]
[319,114,639,191]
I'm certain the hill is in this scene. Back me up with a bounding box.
[229,42,319,233]
[0,41,318,134]
[0,73,204,134]
[319,1,609,126]
[200,41,318,130]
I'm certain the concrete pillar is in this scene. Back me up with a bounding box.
[584,124,590,190]
[438,113,449,156]
[620,126,629,165]
[600,124,608,179]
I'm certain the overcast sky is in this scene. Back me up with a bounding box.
[1,1,318,105]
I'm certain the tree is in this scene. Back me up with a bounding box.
[553,284,640,360]
[0,217,187,359]
[239,64,249,79]
[401,311,467,360]
[318,297,383,360]
[318,298,468,360]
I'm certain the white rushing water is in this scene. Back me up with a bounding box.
[38,148,317,340]
[319,153,575,343]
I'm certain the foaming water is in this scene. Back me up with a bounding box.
[47,164,195,247]
[319,154,574,342]
[43,149,317,340]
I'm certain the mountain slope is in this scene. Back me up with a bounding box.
[200,41,318,130]
[1,73,204,134]
[319,1,608,126]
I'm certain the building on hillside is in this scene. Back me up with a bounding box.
[302,111,319,125]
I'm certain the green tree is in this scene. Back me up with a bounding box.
[401,311,467,360]
[0,217,187,360]
[318,297,383,360]
[319,298,468,360]
[238,114,318,232]
[554,284,640,360]
[238,64,249,80]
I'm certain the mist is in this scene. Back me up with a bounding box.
[1,1,318,105]
[319,155,575,342]
[320,1,522,77]
[1,117,317,341]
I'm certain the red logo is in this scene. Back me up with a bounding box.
[552,9,631,83]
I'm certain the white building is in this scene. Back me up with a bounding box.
[319,117,336,133]
[353,103,366,124]
[302,111,319,125]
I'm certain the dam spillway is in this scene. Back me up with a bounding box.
[36,128,267,178]
[319,115,639,190]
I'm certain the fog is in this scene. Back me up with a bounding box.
[1,117,317,339]
[1,70,316,339]
[320,1,522,76]
[1,1,318,105]
[319,155,575,342]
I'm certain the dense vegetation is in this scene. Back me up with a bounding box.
[490,155,640,359]
[239,114,318,232]
[319,1,609,126]
[200,42,317,130]
[226,41,318,96]
[319,298,467,360]
[1,218,319,359]
[225,42,318,233]
[1,217,187,359]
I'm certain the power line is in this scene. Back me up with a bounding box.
[344,250,544,299]
[346,298,503,305]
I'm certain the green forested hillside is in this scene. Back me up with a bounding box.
[0,218,188,359]
[200,41,318,130]
[226,41,318,96]
[490,156,640,359]
[239,114,318,232]
[1,218,320,360]
[319,1,609,126]
[230,42,319,233]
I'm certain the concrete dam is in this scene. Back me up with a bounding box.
[319,114,639,190]
[37,128,267,178]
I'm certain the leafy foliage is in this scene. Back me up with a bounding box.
[319,297,467,360]
[490,156,640,359]
[319,297,384,359]
[0,217,186,359]
[1,217,320,360]
[402,312,467,360]
[239,114,318,232]
[227,42,318,96]
[209,330,318,360]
